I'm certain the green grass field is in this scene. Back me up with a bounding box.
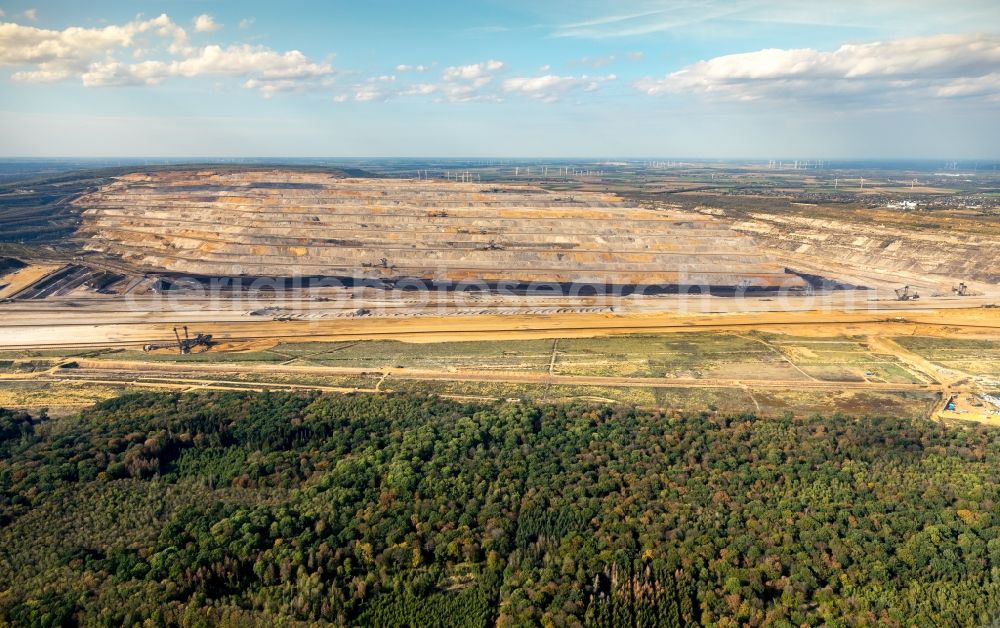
[0,332,955,417]
[15,332,930,385]
[893,337,1000,377]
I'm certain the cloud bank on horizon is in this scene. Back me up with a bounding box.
[0,0,997,156]
[637,33,1000,104]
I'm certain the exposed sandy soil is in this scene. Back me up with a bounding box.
[0,264,64,298]
[0,380,121,414]
[2,306,998,350]
[940,393,1000,427]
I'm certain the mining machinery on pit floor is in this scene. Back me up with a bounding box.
[142,326,214,354]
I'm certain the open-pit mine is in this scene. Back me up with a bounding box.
[1,164,998,423]
[75,170,806,291]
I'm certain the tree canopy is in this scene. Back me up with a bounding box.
[0,393,997,626]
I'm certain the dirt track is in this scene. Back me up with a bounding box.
[10,357,941,395]
[1,306,998,350]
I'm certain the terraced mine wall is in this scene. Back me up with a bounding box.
[0,180,92,243]
[75,170,808,291]
[723,210,1000,291]
[0,165,364,245]
[0,257,25,275]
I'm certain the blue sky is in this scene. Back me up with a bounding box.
[0,0,997,157]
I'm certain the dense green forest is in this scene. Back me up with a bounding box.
[1,392,998,626]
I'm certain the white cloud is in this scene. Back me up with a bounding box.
[342,59,614,104]
[21,8,36,22]
[502,73,616,102]
[402,83,437,96]
[554,5,737,38]
[550,1,1000,40]
[442,59,504,81]
[243,76,335,98]
[577,55,617,68]
[395,63,429,73]
[335,59,504,103]
[239,18,255,30]
[193,14,221,33]
[435,79,494,102]
[1,14,334,96]
[346,76,491,104]
[81,44,335,95]
[933,71,1000,98]
[81,60,167,87]
[353,87,386,102]
[0,14,188,70]
[336,74,397,102]
[0,9,6,18]
[635,33,1000,104]
[11,67,68,82]
[170,45,332,80]
[575,52,645,68]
